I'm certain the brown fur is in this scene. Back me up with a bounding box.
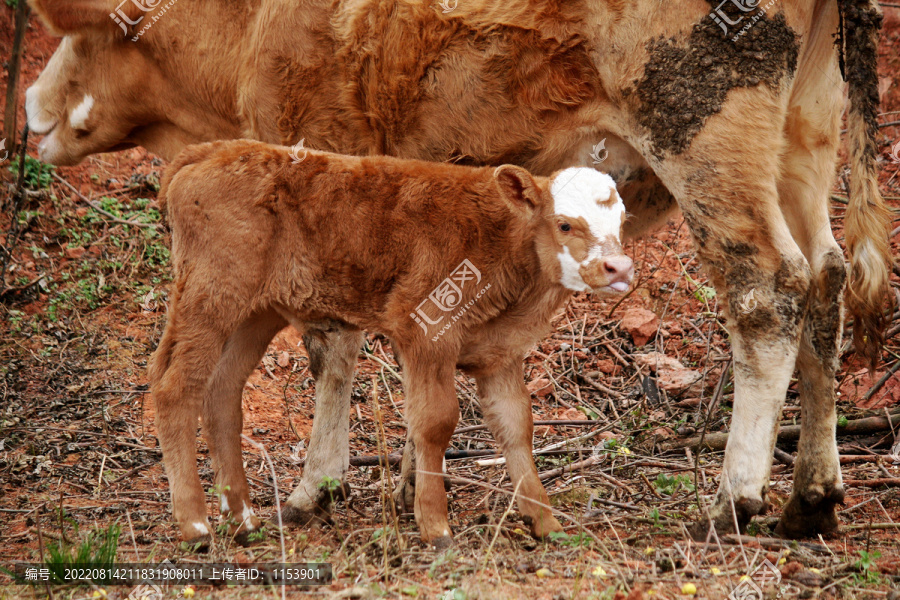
[30,0,891,539]
[151,140,629,544]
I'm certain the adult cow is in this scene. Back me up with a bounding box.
[26,0,892,539]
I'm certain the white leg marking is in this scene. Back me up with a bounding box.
[722,341,797,501]
[241,503,256,530]
[220,495,230,512]
[192,522,210,535]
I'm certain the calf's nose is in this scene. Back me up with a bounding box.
[603,256,633,287]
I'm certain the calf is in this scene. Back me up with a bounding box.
[150,139,632,547]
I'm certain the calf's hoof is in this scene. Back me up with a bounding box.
[431,535,454,551]
[525,514,564,539]
[775,485,844,539]
[230,515,264,546]
[392,477,416,514]
[181,534,212,553]
[689,497,766,541]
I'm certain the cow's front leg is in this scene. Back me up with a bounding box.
[476,360,562,538]
[281,326,363,525]
[405,360,459,548]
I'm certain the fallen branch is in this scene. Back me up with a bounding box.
[453,419,600,435]
[663,410,900,452]
[346,446,598,467]
[538,455,600,481]
[842,478,900,488]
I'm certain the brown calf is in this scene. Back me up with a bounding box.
[151,139,632,547]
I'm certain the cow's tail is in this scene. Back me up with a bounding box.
[158,141,224,213]
[839,0,893,368]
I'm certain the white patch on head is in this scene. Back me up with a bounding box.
[25,86,58,134]
[220,495,230,512]
[557,246,590,292]
[550,167,626,291]
[192,522,210,535]
[69,95,95,130]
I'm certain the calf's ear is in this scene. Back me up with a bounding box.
[493,165,542,216]
[29,0,123,36]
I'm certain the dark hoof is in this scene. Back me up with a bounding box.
[392,479,415,514]
[182,535,211,553]
[232,528,264,546]
[431,536,454,551]
[775,486,844,538]
[689,498,766,541]
[279,503,332,528]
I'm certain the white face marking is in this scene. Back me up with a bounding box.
[557,247,590,292]
[550,167,626,292]
[69,95,95,130]
[25,86,58,134]
[192,522,210,535]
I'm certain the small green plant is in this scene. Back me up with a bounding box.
[8,155,55,189]
[837,415,849,428]
[649,508,663,529]
[853,550,882,585]
[653,473,695,496]
[42,521,120,585]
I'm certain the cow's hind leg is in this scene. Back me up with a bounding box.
[475,360,562,538]
[203,311,287,543]
[150,294,236,544]
[646,88,811,538]
[774,32,846,537]
[282,326,363,525]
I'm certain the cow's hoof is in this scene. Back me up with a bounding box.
[431,536,454,551]
[689,497,766,541]
[775,485,844,538]
[279,503,333,528]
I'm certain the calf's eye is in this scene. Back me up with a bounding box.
[559,223,571,233]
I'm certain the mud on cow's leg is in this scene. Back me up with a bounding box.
[640,86,813,539]
[775,251,846,537]
[281,326,363,526]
